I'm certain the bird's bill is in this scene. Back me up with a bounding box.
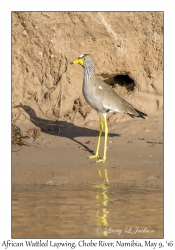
[70,58,83,66]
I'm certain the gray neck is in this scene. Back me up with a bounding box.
[84,65,95,81]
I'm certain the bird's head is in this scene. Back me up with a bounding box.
[70,54,94,68]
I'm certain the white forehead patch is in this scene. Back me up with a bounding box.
[98,85,103,89]
[79,54,85,58]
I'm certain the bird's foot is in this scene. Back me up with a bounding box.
[88,154,100,160]
[88,154,106,163]
[95,157,106,163]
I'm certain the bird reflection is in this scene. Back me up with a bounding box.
[94,169,109,237]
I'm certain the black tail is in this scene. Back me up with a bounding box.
[128,108,147,119]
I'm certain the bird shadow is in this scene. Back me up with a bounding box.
[16,104,120,154]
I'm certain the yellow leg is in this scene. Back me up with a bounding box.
[96,114,108,163]
[104,169,109,183]
[98,169,109,183]
[88,114,103,160]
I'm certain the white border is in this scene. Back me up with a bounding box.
[1,0,175,247]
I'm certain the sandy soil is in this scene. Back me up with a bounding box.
[12,12,163,123]
[12,114,163,238]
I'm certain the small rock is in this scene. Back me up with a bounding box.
[38,51,43,56]
[148,176,155,180]
[145,129,150,132]
[22,29,28,35]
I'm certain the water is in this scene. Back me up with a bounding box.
[12,169,163,238]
